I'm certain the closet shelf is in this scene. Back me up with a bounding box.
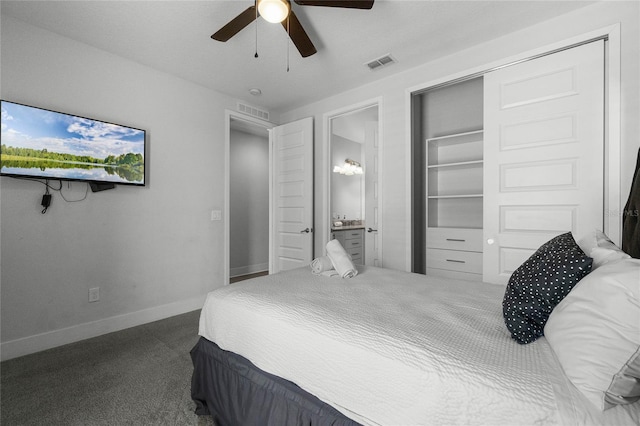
[426,129,483,143]
[427,159,483,169]
[426,130,484,167]
[427,225,483,230]
[427,194,483,199]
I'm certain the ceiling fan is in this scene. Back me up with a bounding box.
[211,0,375,58]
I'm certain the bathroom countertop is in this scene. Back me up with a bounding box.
[331,225,365,231]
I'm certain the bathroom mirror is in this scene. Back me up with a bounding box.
[331,137,365,225]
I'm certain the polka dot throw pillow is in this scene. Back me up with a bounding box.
[503,232,593,344]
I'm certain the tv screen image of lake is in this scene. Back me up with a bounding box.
[0,101,145,185]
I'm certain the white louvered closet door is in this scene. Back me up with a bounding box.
[483,40,605,285]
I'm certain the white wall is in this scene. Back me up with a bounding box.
[280,1,640,272]
[229,128,269,276]
[0,16,248,359]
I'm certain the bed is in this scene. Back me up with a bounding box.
[191,263,639,425]
[191,150,640,425]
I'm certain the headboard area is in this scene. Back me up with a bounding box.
[622,148,640,258]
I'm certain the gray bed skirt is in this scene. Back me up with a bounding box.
[190,337,362,426]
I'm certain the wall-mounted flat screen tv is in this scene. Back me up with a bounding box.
[1,100,145,186]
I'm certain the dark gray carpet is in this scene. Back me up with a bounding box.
[1,310,214,425]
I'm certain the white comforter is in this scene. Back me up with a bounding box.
[199,266,639,426]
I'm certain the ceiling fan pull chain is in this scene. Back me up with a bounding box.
[254,0,259,58]
[286,15,290,72]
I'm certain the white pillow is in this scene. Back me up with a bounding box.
[576,229,601,253]
[577,230,630,269]
[544,257,640,410]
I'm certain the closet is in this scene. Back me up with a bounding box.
[414,40,605,285]
[426,130,484,280]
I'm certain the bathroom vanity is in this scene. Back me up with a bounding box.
[331,226,364,265]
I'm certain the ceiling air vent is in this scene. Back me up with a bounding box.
[365,54,396,71]
[237,102,269,121]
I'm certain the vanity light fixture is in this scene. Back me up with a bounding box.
[333,159,363,176]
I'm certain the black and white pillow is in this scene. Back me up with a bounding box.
[503,232,593,344]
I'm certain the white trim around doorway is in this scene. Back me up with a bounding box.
[322,97,384,266]
[224,109,275,285]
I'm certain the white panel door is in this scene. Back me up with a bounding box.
[364,121,381,266]
[483,40,604,285]
[271,117,314,273]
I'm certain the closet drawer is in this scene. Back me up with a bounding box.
[426,248,482,274]
[427,228,482,252]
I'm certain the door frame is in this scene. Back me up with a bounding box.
[322,97,384,265]
[224,109,275,285]
[404,23,622,272]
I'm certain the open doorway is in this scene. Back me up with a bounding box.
[324,100,382,267]
[225,112,273,284]
[224,112,314,284]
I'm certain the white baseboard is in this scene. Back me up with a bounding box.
[0,295,207,361]
[230,262,268,278]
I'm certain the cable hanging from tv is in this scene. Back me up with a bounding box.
[33,178,90,214]
[40,181,51,214]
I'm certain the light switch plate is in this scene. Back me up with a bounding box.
[89,287,100,303]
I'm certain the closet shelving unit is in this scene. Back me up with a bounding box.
[426,129,484,281]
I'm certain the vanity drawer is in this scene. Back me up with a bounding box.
[347,247,363,264]
[426,248,482,274]
[345,229,363,240]
[427,228,482,252]
[333,229,363,246]
[344,238,362,250]
[333,229,364,262]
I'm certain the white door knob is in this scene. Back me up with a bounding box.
[487,238,495,245]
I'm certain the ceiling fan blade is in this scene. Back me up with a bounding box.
[211,6,257,41]
[282,10,317,57]
[293,0,374,9]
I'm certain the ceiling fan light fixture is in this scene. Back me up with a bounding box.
[258,0,290,23]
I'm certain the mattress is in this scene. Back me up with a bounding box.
[198,265,639,425]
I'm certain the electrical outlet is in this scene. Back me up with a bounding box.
[89,287,100,303]
[211,210,222,221]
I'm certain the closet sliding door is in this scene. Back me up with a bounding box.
[483,40,605,285]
